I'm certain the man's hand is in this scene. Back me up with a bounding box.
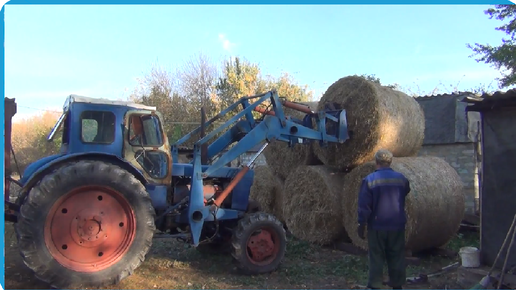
[357,223,366,239]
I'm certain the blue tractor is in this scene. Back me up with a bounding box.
[8,91,349,288]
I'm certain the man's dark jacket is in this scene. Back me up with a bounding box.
[357,167,411,231]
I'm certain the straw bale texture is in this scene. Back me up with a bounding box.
[249,166,285,222]
[342,156,465,253]
[263,102,322,180]
[313,76,425,170]
[283,165,349,245]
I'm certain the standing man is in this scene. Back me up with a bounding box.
[357,149,411,290]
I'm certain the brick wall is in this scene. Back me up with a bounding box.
[417,142,480,215]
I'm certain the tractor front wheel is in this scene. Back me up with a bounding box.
[196,198,263,255]
[15,160,156,289]
[231,212,286,274]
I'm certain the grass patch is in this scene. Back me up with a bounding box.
[445,231,480,252]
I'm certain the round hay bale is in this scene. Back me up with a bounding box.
[249,166,285,223]
[342,156,465,253]
[313,75,425,171]
[283,165,349,245]
[263,102,322,180]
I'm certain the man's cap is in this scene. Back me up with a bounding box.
[375,149,393,164]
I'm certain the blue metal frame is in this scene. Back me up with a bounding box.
[19,154,64,185]
[171,163,253,213]
[171,90,349,246]
[18,152,148,190]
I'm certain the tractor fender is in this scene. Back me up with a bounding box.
[17,152,148,204]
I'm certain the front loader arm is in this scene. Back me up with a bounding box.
[171,90,349,246]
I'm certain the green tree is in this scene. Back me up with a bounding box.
[467,5,516,88]
[176,53,219,117]
[263,72,313,102]
[130,64,200,144]
[215,57,263,110]
[215,57,313,111]
[131,55,316,147]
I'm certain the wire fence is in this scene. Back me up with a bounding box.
[16,105,230,126]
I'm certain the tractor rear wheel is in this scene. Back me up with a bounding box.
[15,160,156,289]
[231,212,286,274]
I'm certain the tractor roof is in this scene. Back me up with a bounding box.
[65,94,157,111]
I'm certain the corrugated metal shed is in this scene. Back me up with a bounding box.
[462,89,516,269]
[463,89,516,111]
[415,92,480,144]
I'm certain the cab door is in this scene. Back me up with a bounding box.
[123,110,172,187]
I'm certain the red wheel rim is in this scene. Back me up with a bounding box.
[246,227,280,266]
[44,185,136,272]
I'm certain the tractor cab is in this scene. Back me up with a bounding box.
[46,94,172,184]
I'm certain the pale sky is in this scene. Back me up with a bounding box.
[5,4,514,122]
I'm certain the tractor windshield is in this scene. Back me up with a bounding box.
[141,115,163,146]
[129,114,163,147]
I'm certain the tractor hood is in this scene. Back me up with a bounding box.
[19,154,65,185]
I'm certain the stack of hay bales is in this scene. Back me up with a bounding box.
[262,101,322,181]
[250,75,465,252]
[250,102,321,224]
[249,166,285,223]
[282,166,348,245]
[341,156,465,252]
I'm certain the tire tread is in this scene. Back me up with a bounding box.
[14,160,156,289]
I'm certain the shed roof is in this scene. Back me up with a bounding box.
[415,91,475,100]
[463,89,516,112]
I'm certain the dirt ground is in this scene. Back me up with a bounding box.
[4,222,477,289]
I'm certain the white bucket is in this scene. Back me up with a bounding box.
[459,246,480,268]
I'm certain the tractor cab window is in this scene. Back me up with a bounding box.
[128,114,163,147]
[134,150,168,179]
[81,111,116,144]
